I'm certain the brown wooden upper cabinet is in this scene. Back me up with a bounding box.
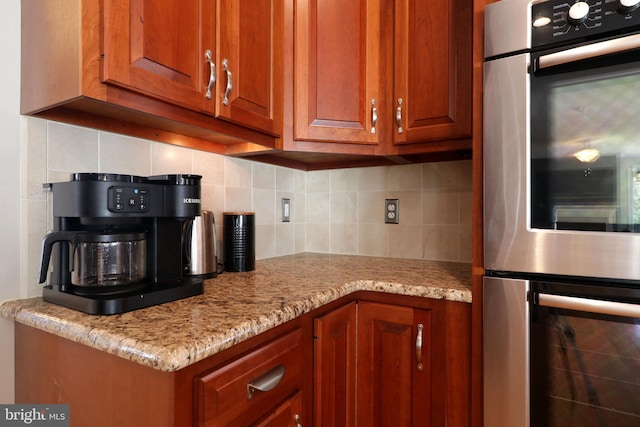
[294,0,472,152]
[104,0,283,137]
[22,0,282,148]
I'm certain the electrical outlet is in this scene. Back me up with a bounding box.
[385,199,399,224]
[281,198,291,222]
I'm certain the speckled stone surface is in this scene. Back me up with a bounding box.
[0,253,471,372]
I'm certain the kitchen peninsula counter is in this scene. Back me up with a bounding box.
[0,253,471,372]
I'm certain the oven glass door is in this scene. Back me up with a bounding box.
[530,37,640,232]
[531,281,640,427]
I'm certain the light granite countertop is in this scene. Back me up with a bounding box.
[0,253,471,372]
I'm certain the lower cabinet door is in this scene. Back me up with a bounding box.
[313,302,357,427]
[314,301,438,426]
[357,301,433,426]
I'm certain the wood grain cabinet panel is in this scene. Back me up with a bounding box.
[103,0,216,114]
[393,0,473,146]
[313,297,466,427]
[217,0,284,136]
[21,0,279,154]
[294,0,382,145]
[293,0,472,155]
[195,329,303,427]
[313,301,358,427]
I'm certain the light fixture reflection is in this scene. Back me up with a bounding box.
[574,147,601,163]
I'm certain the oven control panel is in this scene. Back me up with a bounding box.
[532,0,640,48]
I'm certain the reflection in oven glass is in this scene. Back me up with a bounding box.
[531,311,640,427]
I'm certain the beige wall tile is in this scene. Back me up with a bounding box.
[459,223,473,263]
[357,223,387,257]
[422,161,460,190]
[99,133,151,176]
[253,162,275,190]
[276,223,295,256]
[388,163,422,191]
[295,223,306,253]
[331,192,357,224]
[22,117,47,200]
[422,224,460,261]
[151,142,192,175]
[357,191,386,224]
[306,222,330,252]
[390,190,422,225]
[294,170,306,193]
[423,190,459,225]
[47,122,99,173]
[331,223,358,255]
[388,225,422,259]
[459,159,473,191]
[331,169,358,192]
[225,157,252,188]
[193,150,225,186]
[357,166,387,192]
[276,166,295,193]
[306,192,330,223]
[306,170,330,192]
[255,224,276,260]
[253,188,276,225]
[224,186,252,213]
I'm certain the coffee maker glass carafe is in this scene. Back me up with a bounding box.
[39,173,205,314]
[39,231,146,287]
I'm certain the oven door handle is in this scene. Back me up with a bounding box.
[538,293,640,318]
[537,33,640,69]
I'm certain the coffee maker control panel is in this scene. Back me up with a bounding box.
[108,186,150,213]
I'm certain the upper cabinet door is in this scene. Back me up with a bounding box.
[102,0,216,114]
[294,0,382,145]
[217,0,284,137]
[392,0,472,144]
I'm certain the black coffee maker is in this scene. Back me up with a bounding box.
[39,173,204,315]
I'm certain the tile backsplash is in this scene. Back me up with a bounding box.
[21,117,472,297]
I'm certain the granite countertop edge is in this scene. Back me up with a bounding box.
[1,256,472,372]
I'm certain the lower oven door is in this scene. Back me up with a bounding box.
[531,280,640,427]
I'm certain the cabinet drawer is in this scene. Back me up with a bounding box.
[195,328,303,427]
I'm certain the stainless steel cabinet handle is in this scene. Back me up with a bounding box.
[396,98,403,134]
[247,364,285,400]
[204,49,216,100]
[222,58,233,106]
[294,414,302,427]
[416,323,424,371]
[538,293,640,318]
[371,99,377,134]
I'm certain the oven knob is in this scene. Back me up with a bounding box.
[619,0,640,13]
[567,1,590,24]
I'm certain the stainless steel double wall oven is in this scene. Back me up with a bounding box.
[484,0,640,425]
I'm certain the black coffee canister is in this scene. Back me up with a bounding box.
[223,212,255,272]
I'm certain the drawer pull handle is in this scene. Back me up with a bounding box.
[294,414,302,426]
[247,364,285,400]
[416,323,424,371]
